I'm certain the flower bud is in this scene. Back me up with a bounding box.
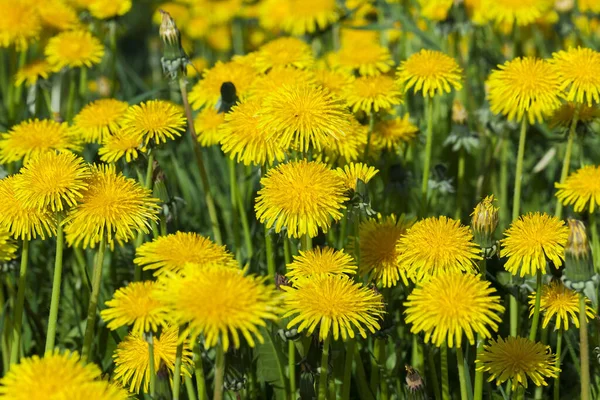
[471,195,499,251]
[159,10,187,79]
[563,219,595,285]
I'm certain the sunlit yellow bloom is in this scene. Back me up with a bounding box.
[579,0,600,12]
[186,15,210,39]
[396,50,463,97]
[418,0,454,21]
[0,0,41,50]
[405,272,504,347]
[487,57,562,124]
[373,114,419,151]
[282,274,384,341]
[549,102,600,129]
[45,30,105,71]
[280,0,340,36]
[0,228,17,261]
[14,60,52,87]
[152,2,190,27]
[500,212,569,277]
[135,231,237,276]
[54,382,129,400]
[120,100,186,146]
[529,280,595,330]
[343,75,403,113]
[334,43,395,77]
[247,67,316,100]
[476,336,559,390]
[255,160,348,238]
[185,57,208,78]
[323,117,368,163]
[552,47,600,106]
[88,0,131,19]
[155,265,281,350]
[63,164,160,249]
[314,67,353,97]
[483,0,553,28]
[255,37,314,72]
[72,99,129,143]
[555,165,600,213]
[335,162,379,192]
[286,247,356,281]
[98,130,145,163]
[38,0,80,31]
[206,24,232,52]
[194,107,224,147]
[0,119,80,164]
[258,0,291,31]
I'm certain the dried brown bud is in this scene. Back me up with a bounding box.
[452,99,468,125]
[159,10,180,46]
[405,365,425,393]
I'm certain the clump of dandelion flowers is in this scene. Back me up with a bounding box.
[396,50,463,97]
[404,272,504,347]
[500,212,569,277]
[334,42,395,77]
[135,231,238,276]
[247,66,316,100]
[476,336,559,390]
[396,216,482,283]
[72,99,129,144]
[254,36,314,72]
[285,247,356,281]
[120,100,187,146]
[255,160,348,238]
[343,75,403,113]
[98,130,145,164]
[45,30,105,71]
[486,57,562,124]
[281,274,384,341]
[552,47,600,106]
[335,162,379,192]
[14,60,52,87]
[529,280,595,330]
[258,83,351,152]
[555,165,600,213]
[280,0,340,36]
[373,114,419,151]
[0,0,41,50]
[38,1,80,31]
[63,164,160,249]
[155,265,281,350]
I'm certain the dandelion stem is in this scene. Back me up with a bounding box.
[590,212,599,273]
[456,345,470,400]
[370,338,382,394]
[229,158,242,262]
[264,225,275,281]
[213,344,226,400]
[236,177,253,261]
[411,335,424,380]
[318,335,331,400]
[79,67,87,98]
[579,294,590,400]
[554,328,562,400]
[148,332,156,397]
[283,236,292,265]
[528,270,543,342]
[185,376,198,400]
[379,339,388,400]
[555,109,579,220]
[441,343,450,400]
[499,136,509,231]
[455,148,465,221]
[45,217,64,354]
[288,340,296,400]
[81,235,106,362]
[301,234,312,251]
[65,70,76,121]
[341,339,356,400]
[364,111,375,160]
[9,238,29,367]
[194,345,208,400]
[427,346,442,400]
[173,340,184,400]
[420,97,434,217]
[473,260,487,400]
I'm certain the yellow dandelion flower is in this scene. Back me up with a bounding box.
[552,47,600,106]
[255,37,314,72]
[335,162,379,192]
[152,2,190,27]
[194,107,224,147]
[396,50,463,97]
[258,0,291,31]
[419,0,454,21]
[135,231,237,276]
[14,60,52,87]
[483,0,553,28]
[98,130,145,163]
[373,114,419,151]
[247,67,316,100]
[0,176,56,240]
[314,67,353,97]
[487,57,562,124]
[0,118,80,164]
[555,165,600,213]
[549,102,600,129]
[258,83,351,152]
[343,75,403,113]
[188,60,257,110]
[579,0,600,12]
[45,30,104,71]
[0,228,17,261]
[396,216,482,283]
[38,0,80,31]
[63,164,160,249]
[529,281,595,330]
[88,0,132,19]
[72,99,129,144]
[404,272,504,347]
[476,336,559,390]
[282,274,384,341]
[155,265,281,350]
[186,14,210,40]
[334,43,395,77]
[219,98,287,166]
[255,160,349,238]
[15,152,91,213]
[0,0,41,50]
[206,24,232,52]
[54,382,129,400]
[185,56,208,78]
[500,212,569,277]
[120,100,186,146]
[113,326,193,394]
[323,117,368,163]
[101,281,169,335]
[280,0,340,36]
[285,247,356,281]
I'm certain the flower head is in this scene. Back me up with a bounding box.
[487,57,562,124]
[255,160,348,238]
[88,0,132,19]
[476,336,559,390]
[247,67,316,100]
[45,30,104,71]
[120,100,187,146]
[38,0,80,31]
[285,247,356,281]
[282,274,384,341]
[529,281,595,330]
[500,212,569,277]
[194,107,224,147]
[555,165,600,213]
[98,130,145,163]
[314,68,353,97]
[334,43,395,77]
[0,0,41,50]
[404,272,504,347]
[335,162,378,192]
[471,195,500,248]
[373,114,419,151]
[72,99,129,144]
[14,60,52,87]
[396,50,463,97]
[343,75,403,113]
[418,0,454,21]
[396,216,482,283]
[552,47,600,106]
[483,0,553,28]
[0,228,17,261]
[280,0,340,36]
[323,117,368,163]
[255,37,314,72]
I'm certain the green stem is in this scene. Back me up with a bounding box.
[441,343,450,400]
[364,111,375,160]
[81,235,106,362]
[420,97,434,217]
[65,70,76,121]
[370,339,382,395]
[45,218,64,354]
[229,158,242,262]
[455,149,466,221]
[379,340,388,400]
[264,225,275,281]
[79,67,87,98]
[427,347,442,400]
[411,336,424,382]
[590,212,599,273]
[554,328,562,400]
[301,234,312,251]
[283,237,292,266]
[213,344,226,400]
[512,118,527,222]
[535,327,549,400]
[499,136,509,231]
[194,346,208,400]
[236,179,253,260]
[579,294,590,400]
[185,376,198,400]
[318,336,331,400]
[341,339,356,400]
[456,345,470,400]
[145,153,155,189]
[148,332,156,397]
[555,109,579,219]
[288,340,296,400]
[173,340,184,400]
[528,270,543,342]
[9,239,29,366]
[474,260,487,400]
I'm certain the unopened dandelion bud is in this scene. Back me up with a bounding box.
[452,99,468,125]
[159,10,180,47]
[471,195,499,250]
[158,10,187,79]
[563,219,594,284]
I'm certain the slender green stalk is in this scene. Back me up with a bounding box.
[301,234,312,251]
[379,339,388,400]
[554,328,562,400]
[79,67,87,97]
[9,239,29,366]
[173,341,184,400]
[185,376,198,400]
[318,335,331,400]
[590,212,599,273]
[499,136,509,230]
[65,71,76,121]
[579,294,590,400]
[341,339,356,400]
[528,270,543,342]
[283,236,292,266]
[555,109,579,219]
[148,332,156,397]
[364,111,375,160]
[229,158,242,262]
[427,347,442,400]
[441,343,450,400]
[420,97,434,217]
[236,181,253,260]
[370,339,382,394]
[411,336,424,384]
[473,260,487,400]
[455,149,466,221]
[264,225,275,281]
[133,154,155,280]
[194,346,208,400]
[45,218,64,354]
[81,236,107,361]
[534,327,549,400]
[456,345,470,400]
[8,50,27,120]
[288,340,296,400]
[213,344,226,400]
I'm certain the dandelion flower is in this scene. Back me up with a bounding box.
[282,274,384,341]
[549,102,600,129]
[98,130,145,164]
[314,67,353,97]
[396,216,482,283]
[120,100,187,146]
[63,164,160,249]
[247,67,316,100]
[529,281,595,330]
[476,336,559,390]
[0,0,41,50]
[404,272,504,347]
[155,265,281,350]
[258,83,351,152]
[396,50,463,97]
[255,37,313,72]
[185,56,208,78]
[280,0,339,36]
[194,107,224,147]
[419,0,454,21]
[552,47,600,106]
[72,99,129,143]
[113,326,193,394]
[487,57,562,124]
[219,98,286,166]
[324,117,368,163]
[55,382,129,400]
[14,60,52,87]
[286,247,356,281]
[335,162,379,192]
[0,176,56,240]
[334,43,395,77]
[135,231,237,276]
[255,160,348,238]
[88,0,132,19]
[0,118,80,164]
[0,228,17,261]
[555,165,600,213]
[373,114,419,151]
[579,0,600,12]
[343,75,403,113]
[501,212,568,277]
[45,30,104,71]
[38,0,80,31]
[483,0,553,28]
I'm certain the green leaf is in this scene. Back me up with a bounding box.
[254,327,288,400]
